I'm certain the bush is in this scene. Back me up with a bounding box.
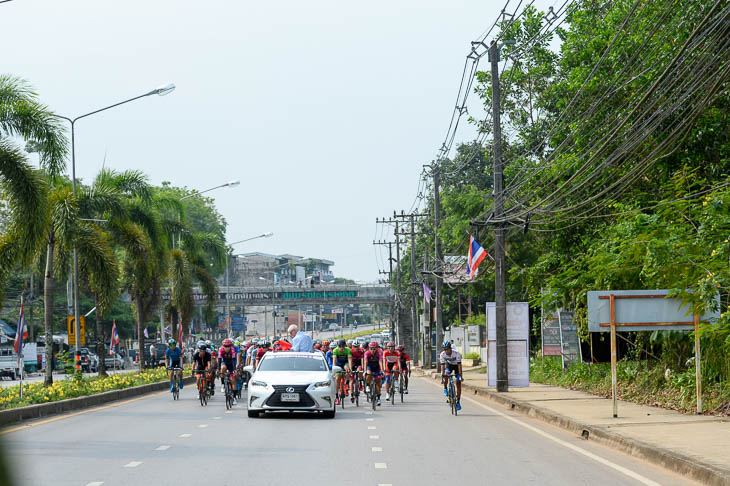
[464,352,480,360]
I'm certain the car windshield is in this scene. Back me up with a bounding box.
[257,354,327,372]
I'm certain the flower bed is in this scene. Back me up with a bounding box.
[0,367,189,410]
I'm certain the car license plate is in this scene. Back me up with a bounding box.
[281,393,299,402]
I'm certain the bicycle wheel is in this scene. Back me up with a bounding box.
[173,379,179,401]
[371,380,377,411]
[199,381,205,406]
[390,377,395,405]
[399,375,405,403]
[225,379,233,410]
[340,379,345,409]
[449,381,456,416]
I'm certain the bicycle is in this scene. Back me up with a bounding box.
[335,369,347,409]
[369,373,381,411]
[195,370,207,406]
[398,371,406,403]
[223,372,234,410]
[169,366,182,401]
[234,366,244,400]
[385,371,397,405]
[351,369,362,407]
[445,371,458,416]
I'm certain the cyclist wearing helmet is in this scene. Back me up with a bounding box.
[383,342,401,399]
[165,339,184,393]
[397,345,411,394]
[349,341,365,401]
[255,341,271,363]
[364,341,384,406]
[192,341,212,394]
[321,341,333,368]
[440,341,463,411]
[331,340,351,405]
[218,338,239,404]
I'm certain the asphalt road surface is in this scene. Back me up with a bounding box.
[3,376,699,486]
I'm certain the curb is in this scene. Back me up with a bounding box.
[0,376,195,428]
[416,368,730,486]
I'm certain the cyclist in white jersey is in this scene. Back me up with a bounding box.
[439,341,463,411]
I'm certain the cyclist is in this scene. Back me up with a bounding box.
[164,338,183,393]
[364,341,383,406]
[192,341,212,394]
[440,341,463,411]
[255,341,271,363]
[331,340,351,405]
[322,341,333,368]
[349,341,365,402]
[383,342,400,399]
[218,338,238,404]
[397,345,411,394]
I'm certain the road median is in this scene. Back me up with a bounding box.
[416,366,730,486]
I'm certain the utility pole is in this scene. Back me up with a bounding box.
[373,239,395,337]
[433,163,444,363]
[394,220,401,345]
[490,40,508,392]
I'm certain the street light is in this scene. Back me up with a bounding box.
[225,232,273,337]
[181,180,240,200]
[54,83,176,374]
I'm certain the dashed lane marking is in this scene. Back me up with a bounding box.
[213,416,222,420]
[422,378,662,486]
[372,447,383,452]
[123,462,142,468]
[0,391,167,435]
[85,482,104,486]
[374,463,387,469]
[366,418,375,422]
[225,411,233,414]
[198,424,208,428]
[179,433,191,438]
[155,445,170,451]
[368,426,377,430]
[378,484,393,486]
[369,435,380,439]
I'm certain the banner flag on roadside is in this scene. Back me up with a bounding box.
[110,320,119,355]
[466,234,487,279]
[14,297,28,354]
[143,327,149,339]
[423,282,432,303]
[178,319,183,349]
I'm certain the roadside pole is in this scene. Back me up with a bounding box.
[433,163,444,361]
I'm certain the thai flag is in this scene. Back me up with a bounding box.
[423,282,432,303]
[109,320,119,355]
[14,299,28,354]
[178,319,184,349]
[466,234,487,279]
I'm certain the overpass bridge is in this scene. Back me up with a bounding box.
[163,284,393,306]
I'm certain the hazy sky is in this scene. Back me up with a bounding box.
[2,0,556,282]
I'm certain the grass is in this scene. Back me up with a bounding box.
[0,366,191,411]
[531,356,730,416]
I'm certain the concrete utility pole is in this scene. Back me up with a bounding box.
[432,163,444,362]
[489,40,508,392]
[373,239,396,338]
[394,220,401,344]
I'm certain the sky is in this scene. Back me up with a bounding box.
[1,0,558,282]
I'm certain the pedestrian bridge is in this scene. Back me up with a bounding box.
[164,284,393,306]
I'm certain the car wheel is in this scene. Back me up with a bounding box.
[247,410,260,418]
[322,408,336,419]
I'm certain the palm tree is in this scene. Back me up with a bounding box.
[0,75,67,386]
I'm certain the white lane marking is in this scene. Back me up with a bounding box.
[366,418,375,422]
[213,416,222,420]
[374,463,387,469]
[123,461,142,468]
[369,435,380,439]
[155,445,170,451]
[372,447,383,452]
[85,482,104,486]
[423,380,662,486]
[197,424,208,428]
[225,411,233,414]
[365,411,373,415]
[179,433,191,438]
[378,484,393,486]
[368,426,377,430]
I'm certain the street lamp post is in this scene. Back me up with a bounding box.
[226,232,273,337]
[55,83,175,374]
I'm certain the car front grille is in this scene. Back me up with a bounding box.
[265,385,315,407]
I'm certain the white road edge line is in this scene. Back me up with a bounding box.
[197,424,208,428]
[123,461,142,468]
[423,379,661,486]
[85,482,104,486]
[378,483,393,486]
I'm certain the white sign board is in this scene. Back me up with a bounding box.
[486,302,530,387]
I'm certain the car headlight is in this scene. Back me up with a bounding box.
[313,380,331,389]
[250,380,268,388]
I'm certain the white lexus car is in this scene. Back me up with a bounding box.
[245,351,338,418]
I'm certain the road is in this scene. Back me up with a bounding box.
[3,376,698,486]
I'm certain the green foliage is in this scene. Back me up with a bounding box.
[464,351,480,360]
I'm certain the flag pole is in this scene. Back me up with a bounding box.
[18,296,24,400]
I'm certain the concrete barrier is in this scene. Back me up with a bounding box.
[0,376,195,428]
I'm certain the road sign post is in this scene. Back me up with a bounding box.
[67,316,86,346]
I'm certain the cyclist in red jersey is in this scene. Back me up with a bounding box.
[255,341,271,365]
[364,341,384,405]
[397,345,411,394]
[218,338,239,403]
[383,342,401,399]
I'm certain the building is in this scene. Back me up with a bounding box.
[223,252,335,287]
